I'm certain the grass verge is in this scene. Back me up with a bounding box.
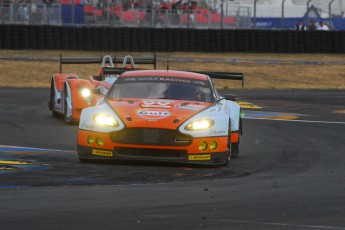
[0,50,344,89]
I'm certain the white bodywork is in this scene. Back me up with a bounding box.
[79,98,241,137]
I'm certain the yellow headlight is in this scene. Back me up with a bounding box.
[198,141,208,151]
[81,88,91,98]
[210,141,218,150]
[96,137,104,147]
[185,119,214,130]
[87,135,94,145]
[94,114,119,127]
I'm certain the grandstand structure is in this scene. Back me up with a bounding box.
[221,0,344,18]
[215,0,345,30]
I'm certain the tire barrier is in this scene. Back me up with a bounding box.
[1,25,344,53]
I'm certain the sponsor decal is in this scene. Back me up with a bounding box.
[138,77,160,81]
[118,76,208,86]
[92,149,113,157]
[210,130,226,135]
[158,77,192,84]
[137,109,171,120]
[122,77,137,82]
[80,122,95,129]
[141,100,173,109]
[188,155,211,161]
[179,104,206,111]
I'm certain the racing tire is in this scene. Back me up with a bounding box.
[50,79,59,117]
[231,118,242,158]
[78,157,91,163]
[64,99,74,124]
[63,85,74,124]
[231,138,240,158]
[223,136,232,166]
[222,121,232,166]
[78,157,102,164]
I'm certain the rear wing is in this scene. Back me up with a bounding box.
[59,54,157,73]
[193,71,245,87]
[100,67,141,76]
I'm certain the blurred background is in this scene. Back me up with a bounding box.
[1,0,344,30]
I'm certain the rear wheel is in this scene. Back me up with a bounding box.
[50,79,59,117]
[63,84,74,124]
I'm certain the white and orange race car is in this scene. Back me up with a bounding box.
[49,54,156,123]
[77,67,245,166]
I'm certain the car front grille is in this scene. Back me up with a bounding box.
[115,147,186,158]
[110,128,192,146]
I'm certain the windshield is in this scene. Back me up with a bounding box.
[107,76,214,102]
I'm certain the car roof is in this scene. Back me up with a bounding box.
[121,70,209,81]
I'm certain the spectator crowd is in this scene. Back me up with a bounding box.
[295,19,330,31]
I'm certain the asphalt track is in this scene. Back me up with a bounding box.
[0,88,345,230]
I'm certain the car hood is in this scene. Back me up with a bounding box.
[107,98,213,129]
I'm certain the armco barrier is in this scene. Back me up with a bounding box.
[1,25,345,53]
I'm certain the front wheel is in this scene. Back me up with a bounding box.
[231,139,240,158]
[222,122,232,166]
[231,118,242,158]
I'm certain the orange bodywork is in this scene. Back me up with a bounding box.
[53,74,78,92]
[67,79,98,120]
[231,132,239,143]
[89,76,112,89]
[53,73,113,121]
[107,99,211,129]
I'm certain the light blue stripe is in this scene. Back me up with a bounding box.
[0,147,63,152]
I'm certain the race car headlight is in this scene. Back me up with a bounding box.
[94,114,119,127]
[185,119,214,130]
[81,88,91,98]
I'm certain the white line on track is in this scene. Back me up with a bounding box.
[244,117,345,125]
[146,215,345,229]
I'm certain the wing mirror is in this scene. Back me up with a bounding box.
[92,88,101,94]
[225,94,237,101]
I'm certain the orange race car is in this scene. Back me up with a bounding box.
[49,54,156,123]
[77,67,245,166]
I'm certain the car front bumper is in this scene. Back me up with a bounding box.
[77,145,228,166]
[77,130,229,166]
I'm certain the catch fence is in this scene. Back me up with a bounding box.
[0,1,251,29]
